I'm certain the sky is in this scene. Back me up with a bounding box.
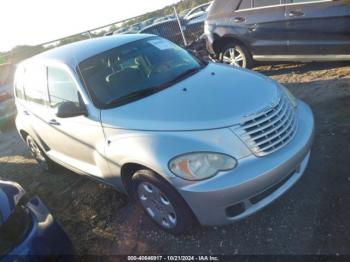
[0,0,180,52]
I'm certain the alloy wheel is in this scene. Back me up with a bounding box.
[222,47,245,67]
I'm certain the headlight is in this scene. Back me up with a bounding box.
[279,83,297,108]
[169,152,237,181]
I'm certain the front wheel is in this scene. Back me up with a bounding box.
[219,42,253,69]
[131,169,195,234]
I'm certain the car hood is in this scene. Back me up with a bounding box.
[0,180,25,226]
[101,63,280,131]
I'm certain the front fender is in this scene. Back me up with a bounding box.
[103,127,251,191]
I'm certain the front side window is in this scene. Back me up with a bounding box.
[47,67,79,107]
[78,37,205,108]
[23,65,47,105]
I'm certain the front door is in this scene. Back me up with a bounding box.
[43,65,108,178]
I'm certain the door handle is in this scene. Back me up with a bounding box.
[234,17,246,23]
[48,119,60,126]
[288,10,304,17]
[248,24,257,32]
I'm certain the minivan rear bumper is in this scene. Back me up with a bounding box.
[177,101,314,226]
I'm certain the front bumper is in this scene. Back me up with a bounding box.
[177,101,314,226]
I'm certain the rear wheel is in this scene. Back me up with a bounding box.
[219,42,253,69]
[26,136,59,173]
[131,169,195,235]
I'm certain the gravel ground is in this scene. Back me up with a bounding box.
[0,62,349,255]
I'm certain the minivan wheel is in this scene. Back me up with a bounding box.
[26,136,58,173]
[131,169,195,234]
[219,42,253,68]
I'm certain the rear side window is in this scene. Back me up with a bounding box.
[239,0,282,9]
[238,0,252,9]
[253,0,281,8]
[23,65,47,105]
[14,67,25,100]
[47,67,79,107]
[287,0,321,3]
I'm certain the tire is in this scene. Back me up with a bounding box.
[131,169,195,235]
[26,135,59,173]
[219,41,253,69]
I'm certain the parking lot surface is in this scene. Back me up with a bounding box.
[0,62,349,255]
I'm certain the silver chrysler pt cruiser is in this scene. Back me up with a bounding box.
[14,35,314,234]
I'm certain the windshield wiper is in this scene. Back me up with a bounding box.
[105,66,204,108]
[105,86,166,108]
[163,66,203,86]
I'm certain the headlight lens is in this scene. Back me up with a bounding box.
[169,152,237,181]
[279,83,297,108]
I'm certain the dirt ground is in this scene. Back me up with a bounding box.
[0,62,350,255]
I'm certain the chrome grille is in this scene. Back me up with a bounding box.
[234,95,298,157]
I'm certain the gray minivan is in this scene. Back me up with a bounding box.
[14,35,314,234]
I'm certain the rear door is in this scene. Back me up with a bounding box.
[285,0,350,55]
[22,64,53,149]
[231,0,288,56]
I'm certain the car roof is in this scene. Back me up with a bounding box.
[19,34,153,69]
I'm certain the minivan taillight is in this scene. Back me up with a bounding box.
[0,92,11,102]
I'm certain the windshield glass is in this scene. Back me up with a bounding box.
[78,37,203,108]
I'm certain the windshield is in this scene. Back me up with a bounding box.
[78,37,204,108]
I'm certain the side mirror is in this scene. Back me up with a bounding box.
[55,101,87,118]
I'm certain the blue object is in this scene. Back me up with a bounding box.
[0,180,74,260]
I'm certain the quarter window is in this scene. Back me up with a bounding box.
[47,67,79,107]
[23,66,47,105]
